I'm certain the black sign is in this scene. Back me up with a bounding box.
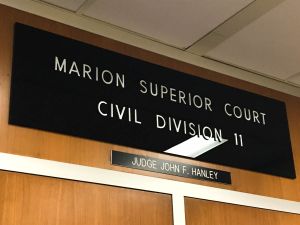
[9,23,295,178]
[111,151,231,184]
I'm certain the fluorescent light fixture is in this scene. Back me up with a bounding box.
[165,135,228,158]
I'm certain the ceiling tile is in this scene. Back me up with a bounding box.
[41,0,86,11]
[287,73,300,86]
[82,0,253,49]
[205,0,300,80]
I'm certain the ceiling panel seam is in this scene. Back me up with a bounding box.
[203,56,300,88]
[76,0,96,14]
[184,0,256,51]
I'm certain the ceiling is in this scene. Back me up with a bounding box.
[4,0,300,92]
[42,0,254,49]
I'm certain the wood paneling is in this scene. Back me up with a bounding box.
[0,171,173,225]
[185,197,300,225]
[0,3,300,202]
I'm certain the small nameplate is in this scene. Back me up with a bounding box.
[111,150,231,184]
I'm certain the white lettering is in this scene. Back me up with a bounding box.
[224,103,232,116]
[156,115,166,129]
[139,80,147,94]
[205,98,213,111]
[98,101,108,116]
[83,64,92,80]
[178,90,186,104]
[253,111,260,123]
[193,95,202,108]
[101,70,114,85]
[260,113,266,125]
[202,126,212,140]
[233,106,242,118]
[98,101,141,124]
[54,56,66,73]
[224,102,267,125]
[116,73,125,88]
[138,80,213,111]
[115,104,126,120]
[69,61,80,76]
[156,116,223,142]
[170,88,176,102]
[161,85,168,99]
